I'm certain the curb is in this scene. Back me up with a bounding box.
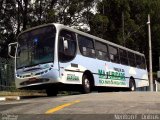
[0,96,20,101]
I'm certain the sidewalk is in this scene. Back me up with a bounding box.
[0,96,20,101]
[0,91,46,101]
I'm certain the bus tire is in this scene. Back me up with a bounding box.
[129,79,136,91]
[82,75,91,94]
[46,88,58,96]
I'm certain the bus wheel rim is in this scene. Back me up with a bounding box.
[84,78,90,88]
[131,83,135,91]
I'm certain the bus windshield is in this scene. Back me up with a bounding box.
[17,25,56,69]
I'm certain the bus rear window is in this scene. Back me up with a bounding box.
[135,54,146,69]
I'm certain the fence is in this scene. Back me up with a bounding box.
[0,57,15,91]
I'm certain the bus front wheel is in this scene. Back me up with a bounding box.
[82,75,91,94]
[129,80,136,91]
[46,88,58,96]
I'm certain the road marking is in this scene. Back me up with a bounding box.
[45,100,80,114]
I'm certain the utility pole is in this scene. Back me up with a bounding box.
[159,57,160,70]
[102,3,104,38]
[122,12,125,46]
[147,14,153,91]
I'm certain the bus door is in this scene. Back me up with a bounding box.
[58,30,78,83]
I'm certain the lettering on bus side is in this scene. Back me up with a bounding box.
[99,79,126,85]
[98,68,126,85]
[67,74,79,81]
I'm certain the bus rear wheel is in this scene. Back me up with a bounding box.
[129,80,136,91]
[46,88,58,96]
[81,75,91,94]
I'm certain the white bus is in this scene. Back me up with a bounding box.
[8,23,149,96]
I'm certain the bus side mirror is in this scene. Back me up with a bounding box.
[8,42,18,58]
[63,37,68,50]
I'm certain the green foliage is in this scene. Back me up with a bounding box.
[1,0,160,71]
[89,13,108,38]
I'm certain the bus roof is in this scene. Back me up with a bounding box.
[18,23,145,56]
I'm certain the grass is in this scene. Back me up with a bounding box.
[0,90,46,96]
[0,90,80,96]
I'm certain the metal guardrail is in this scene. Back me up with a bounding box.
[0,58,15,91]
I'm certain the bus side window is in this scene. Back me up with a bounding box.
[95,41,109,61]
[58,30,77,62]
[128,52,136,67]
[135,54,142,68]
[108,45,120,63]
[141,56,146,69]
[136,55,146,69]
[78,35,95,58]
[119,49,128,65]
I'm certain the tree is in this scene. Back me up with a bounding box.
[0,0,17,57]
[1,0,160,72]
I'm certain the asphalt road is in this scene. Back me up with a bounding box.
[0,92,160,120]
